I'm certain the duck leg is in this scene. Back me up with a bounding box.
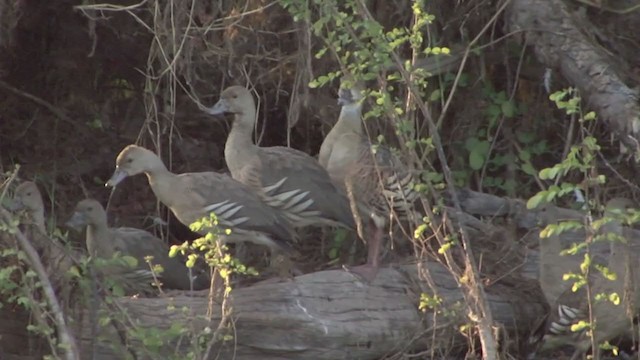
[344,220,382,282]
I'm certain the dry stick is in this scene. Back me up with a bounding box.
[203,243,233,360]
[348,1,507,359]
[0,208,81,360]
[0,80,77,127]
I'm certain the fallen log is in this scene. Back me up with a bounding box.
[76,262,546,360]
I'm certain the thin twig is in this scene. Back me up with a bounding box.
[348,0,512,358]
[0,208,81,360]
[0,80,76,126]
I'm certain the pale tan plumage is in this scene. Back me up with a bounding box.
[204,86,356,231]
[10,181,76,289]
[318,79,419,281]
[106,145,297,255]
[66,198,210,291]
[11,181,47,234]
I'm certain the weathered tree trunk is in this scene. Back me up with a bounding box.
[507,0,640,152]
[68,262,544,360]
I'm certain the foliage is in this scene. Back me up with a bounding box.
[90,211,248,358]
[419,292,442,312]
[184,211,258,283]
[283,0,445,260]
[283,1,502,357]
[459,84,547,192]
[0,182,244,359]
[528,88,633,356]
[0,217,74,358]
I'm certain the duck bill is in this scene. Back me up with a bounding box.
[65,212,87,230]
[204,99,229,115]
[106,168,128,187]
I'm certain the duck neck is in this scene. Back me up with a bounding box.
[86,219,111,257]
[539,234,561,260]
[336,103,364,135]
[31,208,47,234]
[225,110,259,176]
[144,160,180,208]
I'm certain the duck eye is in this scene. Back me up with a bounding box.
[26,192,32,196]
[126,158,133,163]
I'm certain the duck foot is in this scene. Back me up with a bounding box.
[343,263,379,283]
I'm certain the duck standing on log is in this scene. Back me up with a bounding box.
[203,86,357,262]
[318,78,419,282]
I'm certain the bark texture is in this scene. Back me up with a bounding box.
[1,188,553,360]
[74,263,545,360]
[507,0,640,152]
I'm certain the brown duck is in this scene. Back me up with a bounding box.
[204,86,356,233]
[67,198,210,291]
[318,79,419,281]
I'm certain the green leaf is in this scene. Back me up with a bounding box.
[438,242,452,254]
[475,140,490,154]
[571,320,590,332]
[501,100,517,118]
[186,256,196,268]
[486,104,501,120]
[521,162,537,176]
[527,193,546,209]
[540,224,555,238]
[169,245,180,258]
[549,89,569,102]
[315,47,328,59]
[503,179,516,193]
[152,264,164,274]
[121,255,139,268]
[67,266,81,278]
[469,150,485,170]
[539,166,560,180]
[609,292,620,305]
[112,284,125,297]
[414,223,428,239]
[464,137,479,151]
